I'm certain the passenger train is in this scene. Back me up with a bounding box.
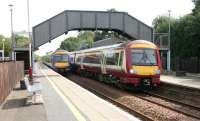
[70,40,162,87]
[51,50,70,72]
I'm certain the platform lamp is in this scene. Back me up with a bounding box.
[27,0,33,83]
[167,10,171,72]
[8,4,15,61]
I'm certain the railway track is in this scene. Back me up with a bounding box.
[67,74,200,121]
[138,82,200,120]
[43,63,200,120]
[153,83,200,109]
[64,75,199,121]
[146,90,200,111]
[135,91,200,120]
[42,63,153,120]
[78,81,154,121]
[43,63,152,120]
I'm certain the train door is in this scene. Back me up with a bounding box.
[119,50,125,72]
[101,51,106,74]
[80,55,84,69]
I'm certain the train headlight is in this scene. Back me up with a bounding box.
[154,69,161,74]
[129,69,137,74]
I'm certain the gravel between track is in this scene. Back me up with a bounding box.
[66,74,199,121]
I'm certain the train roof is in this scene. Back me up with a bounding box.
[130,40,155,45]
[53,49,69,55]
[75,43,123,54]
[129,40,157,48]
[74,40,157,54]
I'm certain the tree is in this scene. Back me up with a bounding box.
[0,34,30,57]
[77,31,94,48]
[94,31,128,42]
[175,15,198,57]
[152,1,200,58]
[0,35,11,56]
[60,37,80,51]
[192,0,200,56]
[60,31,94,51]
[41,51,52,63]
[107,8,118,12]
[34,54,41,62]
[152,16,177,56]
[60,30,128,52]
[15,35,29,48]
[193,0,200,15]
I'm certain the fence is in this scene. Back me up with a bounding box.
[0,61,24,104]
[162,56,200,73]
[174,57,200,73]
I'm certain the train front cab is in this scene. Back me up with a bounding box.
[124,41,161,88]
[52,51,70,72]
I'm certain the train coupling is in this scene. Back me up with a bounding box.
[142,78,151,86]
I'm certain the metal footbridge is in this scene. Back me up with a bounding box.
[32,10,153,49]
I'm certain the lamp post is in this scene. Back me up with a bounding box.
[167,10,171,72]
[27,0,33,82]
[27,0,32,67]
[2,39,5,61]
[8,4,14,61]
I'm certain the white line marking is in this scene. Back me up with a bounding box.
[40,69,87,121]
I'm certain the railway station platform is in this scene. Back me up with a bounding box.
[160,74,200,89]
[34,63,139,121]
[0,81,47,121]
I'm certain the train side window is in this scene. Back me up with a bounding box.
[119,51,124,66]
[83,53,101,64]
[76,56,82,63]
[106,52,119,66]
[115,53,119,65]
[91,54,101,64]
[106,53,114,65]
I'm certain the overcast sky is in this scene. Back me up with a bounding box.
[0,0,194,56]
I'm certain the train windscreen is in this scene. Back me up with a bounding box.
[131,49,157,66]
[53,55,69,62]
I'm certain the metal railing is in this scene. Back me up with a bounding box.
[0,57,11,62]
[0,61,24,104]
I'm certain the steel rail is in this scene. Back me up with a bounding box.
[44,62,200,120]
[135,90,200,120]
[71,78,154,121]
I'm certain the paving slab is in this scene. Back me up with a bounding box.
[0,83,47,121]
[36,62,140,121]
[34,63,78,121]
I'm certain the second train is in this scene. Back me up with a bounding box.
[69,40,162,88]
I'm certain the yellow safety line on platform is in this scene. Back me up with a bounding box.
[40,70,87,121]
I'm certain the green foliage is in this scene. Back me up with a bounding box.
[34,54,41,62]
[0,35,11,56]
[60,37,80,51]
[153,1,200,58]
[0,34,30,57]
[41,51,52,62]
[153,16,176,33]
[15,35,29,48]
[77,31,94,48]
[107,8,118,12]
[153,16,178,57]
[94,31,128,42]
[193,0,200,15]
[60,31,94,51]
[60,31,129,52]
